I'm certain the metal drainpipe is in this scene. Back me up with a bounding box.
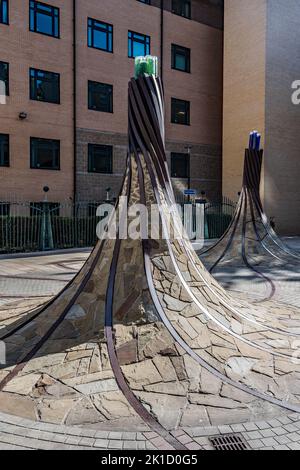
[160,0,164,79]
[73,0,77,204]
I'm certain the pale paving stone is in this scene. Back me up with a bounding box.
[248,439,263,449]
[243,422,259,432]
[284,424,299,433]
[122,432,136,440]
[146,441,157,450]
[137,441,146,450]
[217,425,232,434]
[65,436,82,445]
[94,431,110,439]
[0,442,31,450]
[74,379,118,395]
[79,437,95,447]
[94,439,109,449]
[108,431,123,440]
[288,442,300,450]
[260,429,275,438]
[262,437,278,447]
[123,441,138,450]
[274,435,291,445]
[272,427,286,436]
[231,424,246,433]
[277,416,293,425]
[287,432,300,442]
[247,431,263,440]
[255,421,272,430]
[186,442,202,450]
[108,440,123,450]
[273,445,290,450]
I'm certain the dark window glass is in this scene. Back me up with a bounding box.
[31,137,60,170]
[30,202,60,217]
[0,61,9,96]
[88,144,113,174]
[0,0,8,24]
[0,203,10,216]
[137,0,151,4]
[171,44,190,73]
[171,98,190,125]
[30,1,59,38]
[172,0,191,19]
[88,81,113,113]
[88,202,100,217]
[30,68,60,104]
[0,133,9,167]
[128,31,150,58]
[171,153,189,178]
[88,18,113,52]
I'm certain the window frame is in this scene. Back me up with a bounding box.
[171,0,191,20]
[128,30,151,59]
[29,0,60,39]
[30,137,60,171]
[171,97,190,126]
[88,80,113,113]
[88,143,113,175]
[171,152,190,179]
[0,133,9,167]
[30,67,60,104]
[0,0,9,25]
[171,43,191,73]
[87,18,113,53]
[0,203,10,217]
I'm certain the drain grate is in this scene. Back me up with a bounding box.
[209,434,249,451]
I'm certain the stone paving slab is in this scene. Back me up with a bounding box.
[0,410,299,450]
[1,246,300,450]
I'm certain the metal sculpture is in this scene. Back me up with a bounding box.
[200,132,300,298]
[1,61,300,438]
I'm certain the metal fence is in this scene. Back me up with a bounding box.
[0,197,236,254]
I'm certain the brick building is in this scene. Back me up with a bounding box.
[0,0,224,207]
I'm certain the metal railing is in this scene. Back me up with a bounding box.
[0,197,236,254]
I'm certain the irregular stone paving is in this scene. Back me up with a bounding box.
[1,241,300,450]
[1,411,300,450]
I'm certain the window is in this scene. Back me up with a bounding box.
[30,68,60,104]
[172,44,190,73]
[0,61,9,96]
[171,98,190,125]
[137,0,151,4]
[88,18,113,52]
[172,0,191,19]
[30,1,59,38]
[0,133,9,167]
[128,31,150,58]
[171,153,189,178]
[30,202,60,217]
[88,144,113,174]
[31,137,60,170]
[88,81,113,113]
[0,203,10,216]
[0,0,8,24]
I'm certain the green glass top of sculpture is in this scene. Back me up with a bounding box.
[135,56,159,79]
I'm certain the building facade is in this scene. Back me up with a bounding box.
[223,0,300,235]
[0,0,224,208]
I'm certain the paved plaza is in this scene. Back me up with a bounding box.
[0,239,300,450]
